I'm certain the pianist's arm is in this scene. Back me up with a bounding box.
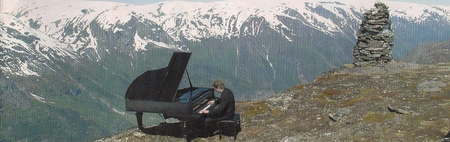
[208,88,234,116]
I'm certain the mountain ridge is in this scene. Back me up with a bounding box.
[401,39,450,64]
[7,0,450,43]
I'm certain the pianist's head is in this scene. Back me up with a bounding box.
[212,80,225,92]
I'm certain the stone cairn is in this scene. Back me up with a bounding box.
[352,2,394,67]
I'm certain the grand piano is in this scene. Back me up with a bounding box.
[125,52,216,138]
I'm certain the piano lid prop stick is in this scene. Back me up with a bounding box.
[185,70,194,102]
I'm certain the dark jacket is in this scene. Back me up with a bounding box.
[208,88,235,120]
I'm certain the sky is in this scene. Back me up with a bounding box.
[86,0,450,5]
[87,0,220,5]
[388,0,450,5]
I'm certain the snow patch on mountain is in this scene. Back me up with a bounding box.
[99,97,126,115]
[1,61,39,77]
[133,31,147,51]
[30,93,54,104]
[6,0,450,43]
[95,5,136,30]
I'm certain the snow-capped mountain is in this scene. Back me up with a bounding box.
[1,0,450,141]
[2,0,450,78]
[8,0,450,41]
[0,14,78,77]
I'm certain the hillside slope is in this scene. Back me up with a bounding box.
[402,40,450,64]
[96,62,450,141]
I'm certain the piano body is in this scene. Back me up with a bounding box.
[125,52,216,137]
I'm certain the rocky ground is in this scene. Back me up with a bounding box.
[96,62,450,142]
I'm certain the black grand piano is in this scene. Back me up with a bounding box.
[125,52,216,138]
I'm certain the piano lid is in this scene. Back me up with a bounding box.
[125,52,192,102]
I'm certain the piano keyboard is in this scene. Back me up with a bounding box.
[196,102,217,114]
[202,104,213,110]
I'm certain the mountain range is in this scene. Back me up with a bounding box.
[1,0,450,141]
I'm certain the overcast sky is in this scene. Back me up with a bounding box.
[88,0,450,5]
[388,0,450,5]
[87,0,219,5]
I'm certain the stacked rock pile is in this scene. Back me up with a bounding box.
[353,2,394,67]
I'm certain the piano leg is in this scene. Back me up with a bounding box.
[182,121,188,140]
[135,112,143,129]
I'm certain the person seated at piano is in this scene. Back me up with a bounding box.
[199,80,235,124]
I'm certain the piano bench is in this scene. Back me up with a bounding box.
[216,113,241,141]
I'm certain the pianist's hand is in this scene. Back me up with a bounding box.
[199,109,209,114]
[207,100,215,105]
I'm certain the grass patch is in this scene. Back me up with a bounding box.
[314,74,336,82]
[314,74,351,83]
[291,84,306,90]
[271,108,282,117]
[317,89,341,100]
[243,101,270,119]
[339,97,365,107]
[429,95,450,101]
[312,89,343,105]
[360,88,378,95]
